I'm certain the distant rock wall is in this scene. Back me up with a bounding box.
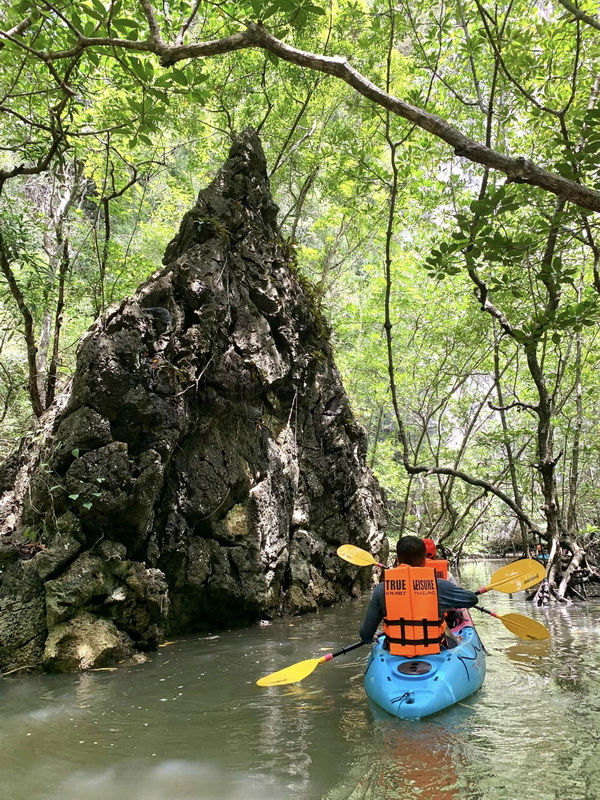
[0,130,386,673]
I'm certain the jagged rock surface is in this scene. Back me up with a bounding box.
[0,130,386,673]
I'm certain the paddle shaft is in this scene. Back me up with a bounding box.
[474,605,501,620]
[327,640,368,661]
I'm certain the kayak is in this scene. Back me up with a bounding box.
[364,615,486,719]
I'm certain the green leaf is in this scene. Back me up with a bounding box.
[82,502,93,510]
[470,199,492,215]
[71,448,80,458]
[68,494,80,500]
[112,17,139,29]
[154,74,173,88]
[262,3,277,17]
[111,18,140,36]
[126,97,143,113]
[128,57,147,83]
[82,6,106,22]
[170,69,189,86]
[511,329,528,344]
[147,88,169,103]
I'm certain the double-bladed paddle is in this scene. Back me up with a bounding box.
[336,544,550,641]
[337,544,546,595]
[256,641,367,687]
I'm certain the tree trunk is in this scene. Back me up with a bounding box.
[492,325,529,554]
[0,229,44,418]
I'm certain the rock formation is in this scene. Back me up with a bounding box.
[0,130,386,673]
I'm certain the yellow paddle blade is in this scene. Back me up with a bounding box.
[256,656,326,687]
[484,559,546,594]
[498,612,551,641]
[336,544,379,568]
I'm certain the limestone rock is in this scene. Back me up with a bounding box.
[43,612,134,672]
[33,512,83,580]
[0,129,386,672]
[0,560,46,672]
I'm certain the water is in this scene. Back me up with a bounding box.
[1,561,599,800]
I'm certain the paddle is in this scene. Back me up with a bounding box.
[337,545,546,596]
[337,544,386,569]
[473,606,550,640]
[474,559,546,595]
[256,641,367,687]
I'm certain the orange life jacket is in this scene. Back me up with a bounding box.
[382,565,445,657]
[426,558,448,581]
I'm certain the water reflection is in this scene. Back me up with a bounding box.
[0,562,599,800]
[326,710,477,800]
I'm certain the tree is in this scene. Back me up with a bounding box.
[2,0,600,600]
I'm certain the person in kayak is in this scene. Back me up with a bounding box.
[359,535,479,648]
[423,537,458,585]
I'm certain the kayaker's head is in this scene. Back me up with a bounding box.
[395,536,427,567]
[423,538,437,559]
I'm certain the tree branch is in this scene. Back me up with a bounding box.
[0,16,32,50]
[177,24,600,212]
[488,400,539,412]
[176,0,203,45]
[408,462,541,534]
[0,230,44,417]
[3,19,600,212]
[139,0,166,46]
[555,0,600,32]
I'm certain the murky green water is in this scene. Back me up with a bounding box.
[1,561,599,800]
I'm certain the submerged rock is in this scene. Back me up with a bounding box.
[0,129,386,672]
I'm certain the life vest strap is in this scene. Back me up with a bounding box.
[383,616,445,648]
[384,617,444,626]
[386,634,445,646]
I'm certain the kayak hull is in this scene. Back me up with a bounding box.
[364,623,486,719]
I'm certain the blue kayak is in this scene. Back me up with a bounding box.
[364,618,486,719]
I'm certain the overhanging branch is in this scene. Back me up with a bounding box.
[3,18,600,213]
[404,460,542,534]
